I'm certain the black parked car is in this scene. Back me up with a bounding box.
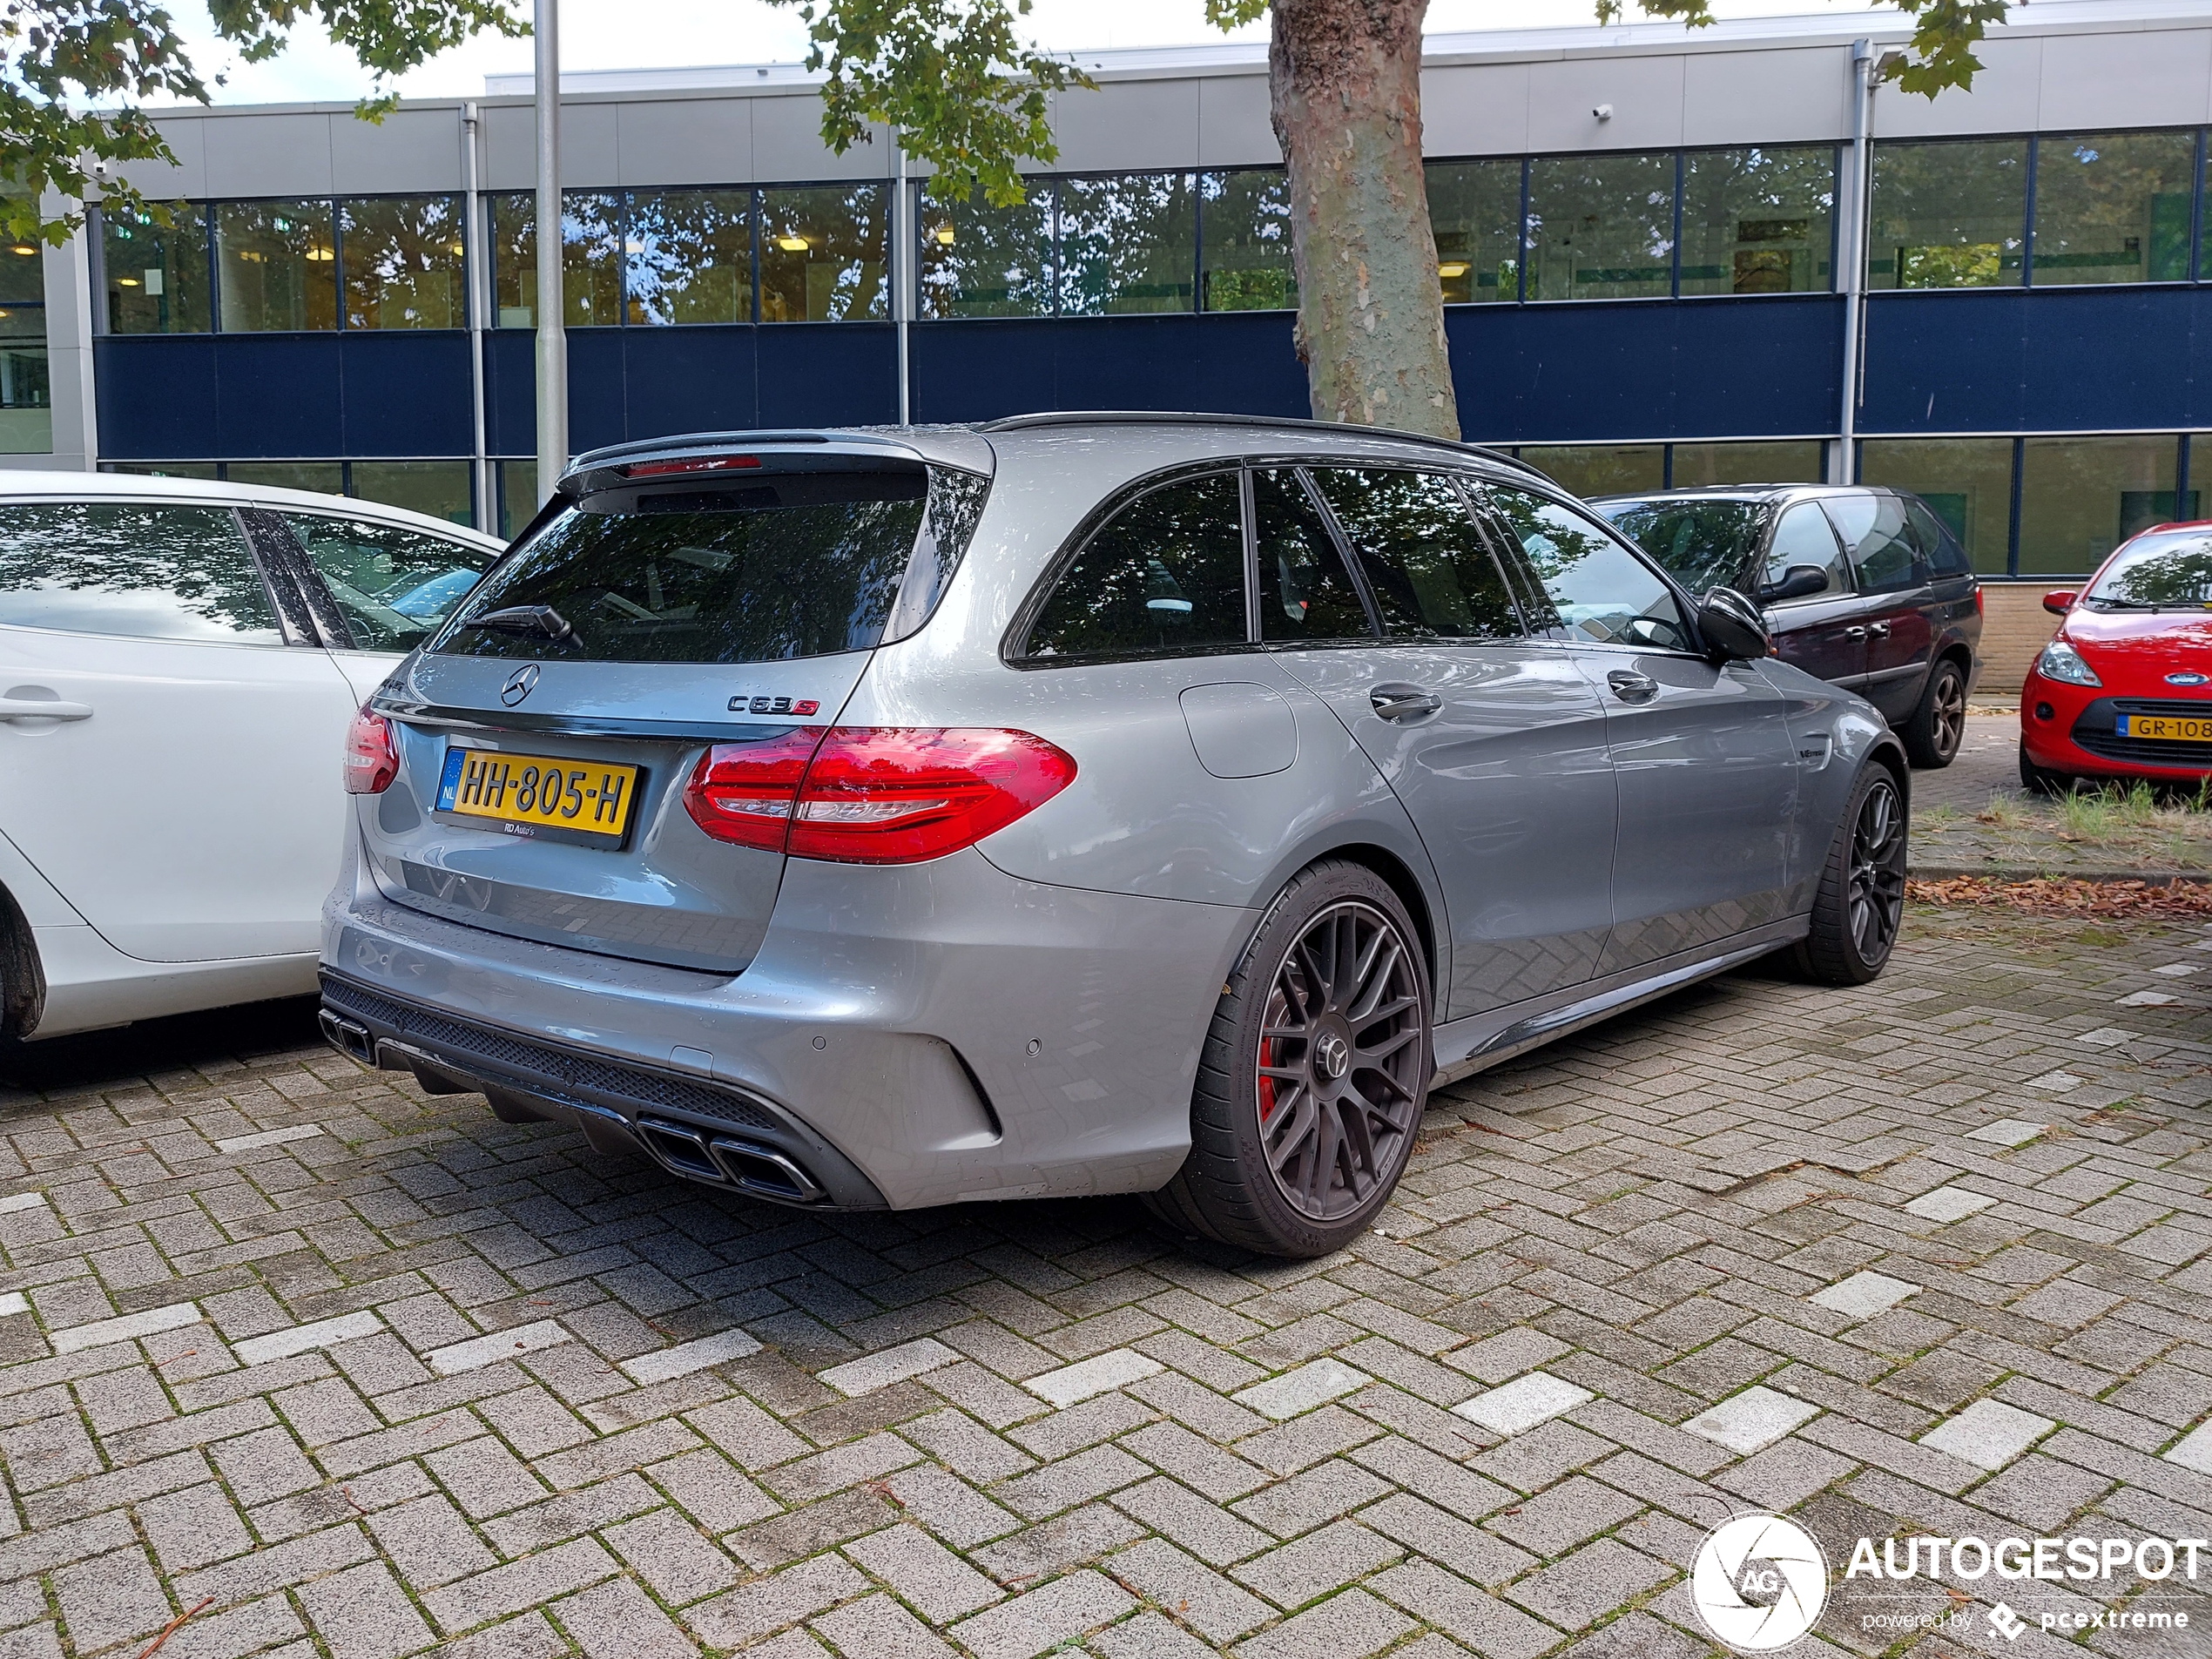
[1592,485,1983,768]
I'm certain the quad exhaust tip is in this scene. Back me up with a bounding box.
[318,1009,374,1064]
[635,1116,826,1204]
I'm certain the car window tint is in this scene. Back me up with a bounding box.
[1310,468,1521,641]
[1253,468,1374,644]
[1902,496,1973,578]
[1487,486,1695,651]
[1824,493,1925,595]
[1025,471,1246,659]
[1601,498,1764,595]
[1762,503,1851,599]
[0,502,283,644]
[285,513,496,651]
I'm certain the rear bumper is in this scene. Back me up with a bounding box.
[321,832,1254,1211]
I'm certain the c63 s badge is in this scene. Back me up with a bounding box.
[729,695,821,716]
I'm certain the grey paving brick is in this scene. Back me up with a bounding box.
[366,1494,499,1590]
[603,1506,741,1605]
[1105,1535,1272,1642]
[554,1576,698,1659]
[845,1522,1003,1622]
[421,1538,620,1634]
[945,1568,1135,1659]
[1370,1559,1562,1659]
[1231,1518,1402,1609]
[297,1561,438,1659]
[51,1546,172,1654]
[1231,1587,1414,1659]
[1504,1536,1670,1629]
[685,1554,868,1649]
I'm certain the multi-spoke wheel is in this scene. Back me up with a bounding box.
[1905,659,1968,769]
[1796,762,1908,986]
[1148,860,1433,1258]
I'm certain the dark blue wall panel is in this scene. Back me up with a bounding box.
[336,333,472,456]
[756,324,896,428]
[96,337,219,459]
[912,314,1307,424]
[1861,287,2212,435]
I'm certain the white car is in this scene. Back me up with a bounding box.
[0,471,503,1054]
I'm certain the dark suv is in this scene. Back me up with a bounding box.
[1592,485,1983,767]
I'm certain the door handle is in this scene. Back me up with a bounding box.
[0,696,92,724]
[1868,621,1891,637]
[1606,671,1660,704]
[1369,685,1442,722]
[1843,625,1868,639]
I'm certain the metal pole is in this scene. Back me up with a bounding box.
[462,101,491,532]
[894,130,911,426]
[533,0,566,506]
[1833,38,1874,485]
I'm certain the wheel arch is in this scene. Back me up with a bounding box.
[1233,835,1446,1005]
[0,881,44,1043]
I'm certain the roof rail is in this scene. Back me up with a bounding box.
[974,410,1548,480]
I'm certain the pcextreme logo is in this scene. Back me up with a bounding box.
[1691,1514,1830,1652]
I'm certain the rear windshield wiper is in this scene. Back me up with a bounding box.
[461,604,575,642]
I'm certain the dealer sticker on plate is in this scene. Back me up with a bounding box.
[435,747,641,844]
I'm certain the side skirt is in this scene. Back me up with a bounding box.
[1431,916,1811,1088]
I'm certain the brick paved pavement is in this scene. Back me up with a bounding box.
[0,902,2209,1657]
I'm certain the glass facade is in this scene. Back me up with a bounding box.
[759,185,889,321]
[1057,174,1197,315]
[1858,437,2015,574]
[1201,171,1296,312]
[1527,154,1676,301]
[2032,131,2197,286]
[918,190,1053,319]
[102,205,212,334]
[1869,138,2028,289]
[626,189,752,325]
[1427,159,1522,303]
[216,200,339,332]
[2018,435,2188,575]
[1517,444,1666,497]
[492,192,623,327]
[341,197,464,329]
[1669,441,1827,486]
[0,240,48,455]
[1679,148,1835,295]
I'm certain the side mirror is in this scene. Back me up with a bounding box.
[2042,590,2077,617]
[1699,586,1772,662]
[1757,565,1829,604]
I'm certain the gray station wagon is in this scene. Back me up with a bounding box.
[320,415,1907,1258]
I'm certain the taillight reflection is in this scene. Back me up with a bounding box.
[683,727,1076,864]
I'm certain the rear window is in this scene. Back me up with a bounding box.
[435,465,982,664]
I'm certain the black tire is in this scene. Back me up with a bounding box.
[1146,860,1433,1259]
[2018,740,2073,798]
[1904,657,1968,769]
[1794,762,1908,986]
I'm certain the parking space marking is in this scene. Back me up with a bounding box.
[623,1327,765,1386]
[1026,1349,1163,1408]
[1683,1387,1820,1455]
[1452,1372,1592,1436]
[1921,1400,2055,1471]
[51,1300,204,1354]
[213,1123,326,1153]
[233,1311,386,1366]
[425,1318,570,1376]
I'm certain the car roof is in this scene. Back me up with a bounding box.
[0,469,506,551]
[1589,483,1867,504]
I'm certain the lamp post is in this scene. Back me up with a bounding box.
[534,0,566,506]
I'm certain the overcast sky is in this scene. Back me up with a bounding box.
[159,0,1888,108]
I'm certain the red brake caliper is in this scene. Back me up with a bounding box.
[1258,1037,1278,1123]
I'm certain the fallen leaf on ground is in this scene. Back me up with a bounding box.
[1907,876,2212,917]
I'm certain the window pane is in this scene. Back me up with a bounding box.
[1527,154,1675,300]
[2032,131,2196,287]
[1902,496,1973,578]
[336,197,463,330]
[227,462,346,496]
[102,205,212,334]
[285,512,494,651]
[2018,435,2187,577]
[1762,504,1850,597]
[1025,472,1244,658]
[490,192,622,328]
[349,460,475,526]
[1427,159,1522,304]
[216,200,339,332]
[1669,441,1828,486]
[0,240,40,304]
[497,459,538,538]
[1680,147,1834,296]
[1600,498,1764,595]
[1858,437,2014,575]
[1201,171,1297,313]
[626,189,752,325]
[1487,486,1693,650]
[1518,444,1664,498]
[0,502,281,642]
[1310,469,1520,640]
[1057,174,1197,316]
[1868,139,2027,289]
[918,187,1053,318]
[1255,468,1372,644]
[760,185,888,322]
[0,344,50,455]
[103,462,221,480]
[1824,494,1922,593]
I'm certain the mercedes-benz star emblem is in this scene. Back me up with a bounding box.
[501,664,542,707]
[1315,1033,1351,1081]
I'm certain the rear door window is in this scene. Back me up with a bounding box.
[1310,468,1522,641]
[1762,503,1851,599]
[285,514,496,651]
[1024,471,1247,660]
[1253,468,1374,644]
[1484,485,1695,651]
[1824,493,1925,596]
[0,502,285,644]
[439,467,941,664]
[1901,496,1973,578]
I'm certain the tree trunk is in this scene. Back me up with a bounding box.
[1270,0,1458,440]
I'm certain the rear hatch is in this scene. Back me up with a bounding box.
[360,435,991,974]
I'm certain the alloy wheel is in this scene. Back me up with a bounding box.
[1847,778,1906,963]
[1254,900,1426,1222]
[1931,668,1966,759]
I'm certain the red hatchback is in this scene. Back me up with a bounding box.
[2021,521,2212,792]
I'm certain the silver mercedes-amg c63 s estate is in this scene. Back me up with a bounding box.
[319,414,1908,1258]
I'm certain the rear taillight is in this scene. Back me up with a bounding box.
[1974,585,1986,617]
[343,706,399,795]
[682,727,828,851]
[683,727,1076,864]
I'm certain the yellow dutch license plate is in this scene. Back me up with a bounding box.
[2118,714,2212,743]
[435,746,642,843]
